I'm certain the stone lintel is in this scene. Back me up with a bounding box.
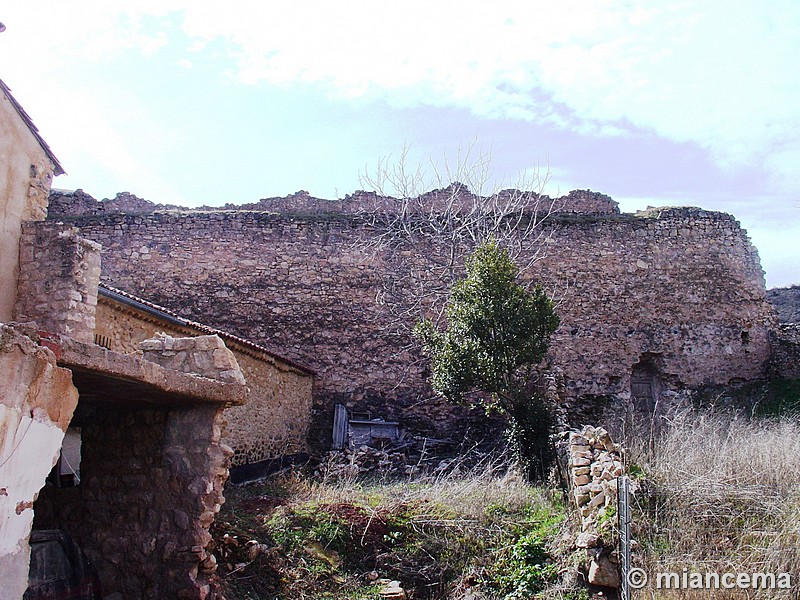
[57,336,248,407]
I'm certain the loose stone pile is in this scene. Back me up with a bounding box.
[569,427,624,523]
[556,425,626,589]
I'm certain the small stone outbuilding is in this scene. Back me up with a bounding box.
[91,283,315,475]
[4,196,248,598]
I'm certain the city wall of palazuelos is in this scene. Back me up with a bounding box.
[45,188,776,445]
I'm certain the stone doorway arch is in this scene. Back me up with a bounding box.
[630,356,662,413]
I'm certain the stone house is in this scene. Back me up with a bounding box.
[92,282,315,477]
[0,77,312,599]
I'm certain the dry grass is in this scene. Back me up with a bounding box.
[307,452,539,519]
[627,409,800,599]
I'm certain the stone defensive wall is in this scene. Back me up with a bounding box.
[51,186,620,217]
[770,324,800,380]
[46,189,776,444]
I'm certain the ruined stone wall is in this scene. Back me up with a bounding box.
[14,223,101,343]
[34,404,229,599]
[540,207,773,398]
[547,189,619,214]
[767,285,800,324]
[46,195,775,439]
[182,186,619,216]
[94,298,314,465]
[48,189,183,217]
[770,324,800,379]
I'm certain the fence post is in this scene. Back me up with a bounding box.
[618,475,632,600]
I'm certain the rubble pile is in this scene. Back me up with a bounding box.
[555,425,627,590]
[316,436,498,480]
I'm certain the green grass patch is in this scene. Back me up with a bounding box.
[211,467,576,599]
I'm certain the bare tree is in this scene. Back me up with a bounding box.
[357,142,561,334]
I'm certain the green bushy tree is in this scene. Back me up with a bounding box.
[415,239,560,479]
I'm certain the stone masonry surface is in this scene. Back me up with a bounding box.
[14,223,101,344]
[94,291,314,465]
[53,187,618,217]
[770,324,800,380]
[47,189,776,442]
[139,334,246,385]
[34,403,231,599]
[767,285,800,324]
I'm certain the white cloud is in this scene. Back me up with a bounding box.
[170,0,799,190]
[0,2,190,202]
[1,1,797,195]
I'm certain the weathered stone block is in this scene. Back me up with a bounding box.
[588,555,620,588]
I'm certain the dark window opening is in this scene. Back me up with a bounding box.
[93,334,111,349]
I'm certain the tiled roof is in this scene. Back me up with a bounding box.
[98,283,315,375]
[0,78,65,176]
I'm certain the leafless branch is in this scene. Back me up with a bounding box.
[356,142,560,333]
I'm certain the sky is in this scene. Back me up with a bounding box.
[0,1,797,287]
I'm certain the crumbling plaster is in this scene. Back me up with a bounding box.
[0,325,79,600]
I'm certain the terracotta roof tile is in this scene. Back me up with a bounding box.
[98,283,315,375]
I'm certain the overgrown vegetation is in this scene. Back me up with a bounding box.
[626,406,800,599]
[415,240,559,480]
[211,458,583,600]
[212,381,800,599]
